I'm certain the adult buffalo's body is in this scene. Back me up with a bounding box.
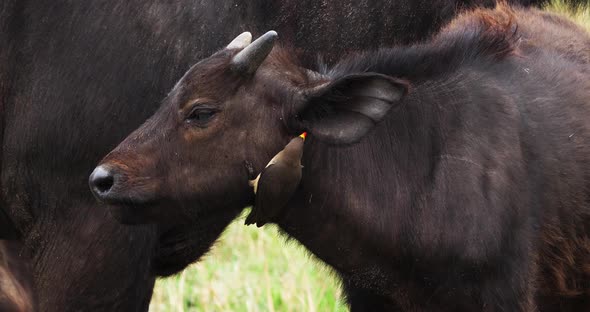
[1,0,547,310]
[93,4,590,312]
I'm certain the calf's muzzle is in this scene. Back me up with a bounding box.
[89,165,117,201]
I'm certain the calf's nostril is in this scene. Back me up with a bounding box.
[89,166,115,195]
[95,175,114,193]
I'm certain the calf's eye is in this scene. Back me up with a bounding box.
[185,107,218,126]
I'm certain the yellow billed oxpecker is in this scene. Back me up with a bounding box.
[245,133,306,227]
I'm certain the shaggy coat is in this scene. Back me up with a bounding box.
[95,4,590,312]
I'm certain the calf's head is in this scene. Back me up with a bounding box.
[89,31,408,224]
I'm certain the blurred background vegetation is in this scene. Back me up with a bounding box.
[150,211,346,312]
[549,0,589,29]
[149,1,589,311]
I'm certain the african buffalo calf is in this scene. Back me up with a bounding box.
[91,4,590,311]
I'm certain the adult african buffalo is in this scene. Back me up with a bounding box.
[91,3,590,311]
[0,0,551,310]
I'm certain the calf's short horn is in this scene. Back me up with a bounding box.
[231,30,278,74]
[227,32,252,49]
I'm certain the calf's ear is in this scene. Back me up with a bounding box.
[295,73,408,145]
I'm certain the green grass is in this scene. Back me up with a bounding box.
[149,210,347,312]
[149,2,589,311]
[545,0,590,30]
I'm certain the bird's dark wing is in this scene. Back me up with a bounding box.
[245,163,301,227]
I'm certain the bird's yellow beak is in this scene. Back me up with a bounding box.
[299,132,307,140]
